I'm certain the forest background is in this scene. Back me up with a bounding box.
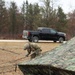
[0,0,75,40]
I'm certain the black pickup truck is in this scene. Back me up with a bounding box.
[22,27,66,43]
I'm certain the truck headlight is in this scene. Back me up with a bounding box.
[64,33,66,37]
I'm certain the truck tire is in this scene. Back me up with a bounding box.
[59,37,64,43]
[32,36,39,43]
[53,40,57,43]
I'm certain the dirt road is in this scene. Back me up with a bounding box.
[0,40,61,75]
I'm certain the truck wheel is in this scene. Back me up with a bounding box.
[59,37,64,43]
[32,36,39,43]
[53,40,57,43]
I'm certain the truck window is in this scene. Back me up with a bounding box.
[50,29,57,34]
[42,29,50,33]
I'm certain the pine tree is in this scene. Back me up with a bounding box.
[21,1,26,29]
[40,0,56,27]
[0,0,7,34]
[33,3,42,29]
[9,2,18,37]
[56,6,67,32]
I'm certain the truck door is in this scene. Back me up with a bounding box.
[49,29,57,40]
[39,29,50,40]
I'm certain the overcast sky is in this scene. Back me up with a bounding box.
[4,0,75,13]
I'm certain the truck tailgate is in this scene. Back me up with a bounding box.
[22,30,28,39]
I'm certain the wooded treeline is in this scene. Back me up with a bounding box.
[0,0,75,39]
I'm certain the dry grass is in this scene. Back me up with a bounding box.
[0,41,61,75]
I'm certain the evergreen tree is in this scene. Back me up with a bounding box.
[0,0,7,34]
[56,7,67,32]
[25,0,29,29]
[21,1,26,29]
[26,3,42,30]
[9,2,18,37]
[32,3,42,29]
[42,0,52,26]
[40,0,56,27]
